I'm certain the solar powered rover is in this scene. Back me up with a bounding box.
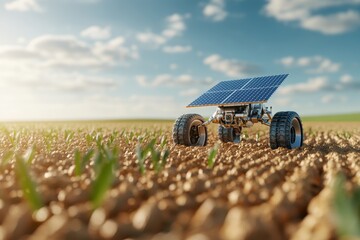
[172,74,304,149]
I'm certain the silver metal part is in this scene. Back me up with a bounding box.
[204,103,273,129]
[290,117,302,148]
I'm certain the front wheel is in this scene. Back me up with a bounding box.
[218,126,241,143]
[172,114,207,146]
[269,111,303,149]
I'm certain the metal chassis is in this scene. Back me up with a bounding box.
[202,103,273,132]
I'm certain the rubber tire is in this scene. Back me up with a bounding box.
[218,126,241,143]
[172,114,208,146]
[270,111,303,149]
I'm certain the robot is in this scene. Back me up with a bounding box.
[172,74,303,149]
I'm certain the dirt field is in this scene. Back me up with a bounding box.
[0,121,359,240]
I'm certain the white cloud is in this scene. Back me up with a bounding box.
[163,45,192,53]
[136,74,195,87]
[135,75,148,87]
[203,77,215,85]
[203,0,228,21]
[136,32,166,46]
[81,26,112,40]
[4,0,42,12]
[162,13,188,38]
[278,76,328,95]
[321,94,334,103]
[153,74,173,86]
[279,56,340,73]
[280,56,295,66]
[264,0,360,34]
[278,74,360,96]
[272,97,291,107]
[77,0,102,3]
[136,13,189,47]
[180,88,199,97]
[0,34,139,70]
[177,74,193,84]
[170,63,178,70]
[0,92,183,121]
[338,74,360,90]
[301,10,360,34]
[0,34,137,97]
[204,54,259,77]
[340,74,353,84]
[4,0,104,13]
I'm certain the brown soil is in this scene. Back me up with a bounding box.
[0,121,359,240]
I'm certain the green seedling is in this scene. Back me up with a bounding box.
[1,150,14,167]
[151,148,170,173]
[342,131,352,140]
[15,150,43,211]
[255,132,260,142]
[108,130,118,145]
[24,146,36,164]
[207,144,219,169]
[86,133,93,146]
[160,135,167,148]
[136,139,155,175]
[90,147,119,208]
[333,173,360,238]
[74,148,94,177]
[64,129,75,143]
[136,139,169,174]
[129,131,134,141]
[95,133,103,148]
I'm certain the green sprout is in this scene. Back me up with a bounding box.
[24,146,36,164]
[136,139,170,175]
[255,132,260,142]
[15,148,43,211]
[74,148,94,177]
[64,129,75,143]
[1,150,14,168]
[333,173,360,238]
[90,146,119,208]
[207,144,219,169]
[160,135,167,148]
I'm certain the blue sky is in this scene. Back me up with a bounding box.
[0,0,359,120]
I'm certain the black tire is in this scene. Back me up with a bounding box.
[269,111,303,149]
[172,114,207,146]
[218,126,241,143]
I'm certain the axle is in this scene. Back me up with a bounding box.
[202,104,273,128]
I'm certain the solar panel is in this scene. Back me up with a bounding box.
[244,74,287,89]
[188,91,233,107]
[207,78,252,92]
[222,87,277,105]
[187,74,288,108]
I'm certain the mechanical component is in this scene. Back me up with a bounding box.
[218,126,241,143]
[269,111,303,149]
[172,114,208,146]
[172,74,304,150]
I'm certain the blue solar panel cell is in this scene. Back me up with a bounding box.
[244,74,288,89]
[207,79,251,92]
[188,90,233,107]
[222,87,277,104]
[186,74,288,107]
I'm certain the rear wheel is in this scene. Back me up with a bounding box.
[172,114,207,146]
[269,111,303,149]
[218,126,241,143]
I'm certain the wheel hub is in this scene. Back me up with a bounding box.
[290,118,302,148]
[189,119,206,146]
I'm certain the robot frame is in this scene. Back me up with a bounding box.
[172,74,304,150]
